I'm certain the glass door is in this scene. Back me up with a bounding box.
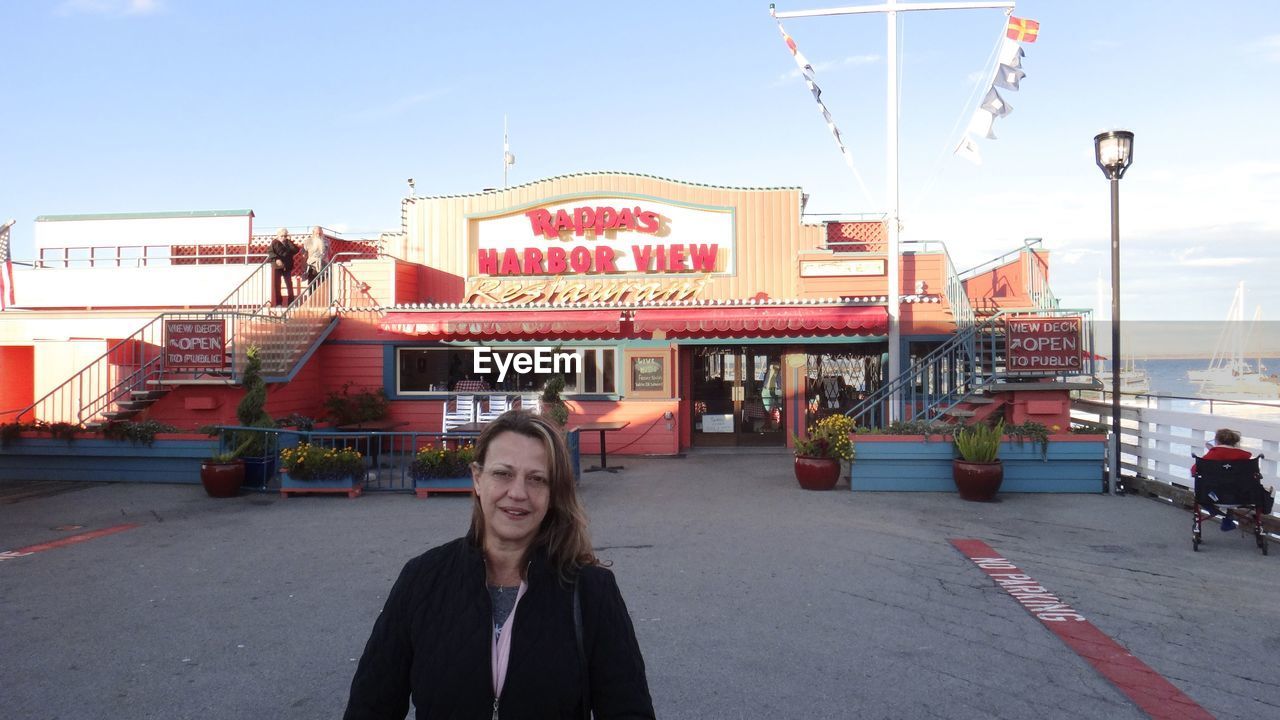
[691,346,784,446]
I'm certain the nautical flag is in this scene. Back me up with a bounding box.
[968,108,997,140]
[1006,16,1039,43]
[993,62,1025,91]
[503,123,515,168]
[980,87,1012,118]
[954,136,982,165]
[775,20,858,173]
[0,219,15,311]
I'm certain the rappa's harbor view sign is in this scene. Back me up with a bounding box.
[470,197,734,281]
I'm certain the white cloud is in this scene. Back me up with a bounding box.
[1245,34,1280,63]
[57,0,162,16]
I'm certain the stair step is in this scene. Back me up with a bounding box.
[148,378,237,387]
[117,400,156,411]
[944,408,976,418]
[102,410,138,421]
[963,396,996,404]
[129,390,167,401]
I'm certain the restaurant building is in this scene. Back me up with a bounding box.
[0,172,1066,458]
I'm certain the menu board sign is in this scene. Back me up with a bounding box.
[631,356,665,391]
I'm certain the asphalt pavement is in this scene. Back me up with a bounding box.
[1,450,1276,720]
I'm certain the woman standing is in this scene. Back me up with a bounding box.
[344,410,654,719]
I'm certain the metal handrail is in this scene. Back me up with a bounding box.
[903,240,976,330]
[15,251,383,425]
[844,312,1004,429]
[845,307,1098,429]
[1022,247,1059,310]
[955,238,1044,280]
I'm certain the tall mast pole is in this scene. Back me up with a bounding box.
[885,0,901,420]
[772,1,1015,423]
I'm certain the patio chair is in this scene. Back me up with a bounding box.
[517,392,540,415]
[476,394,512,423]
[442,395,476,433]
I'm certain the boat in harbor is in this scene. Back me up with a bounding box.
[1189,282,1280,400]
[1099,357,1150,395]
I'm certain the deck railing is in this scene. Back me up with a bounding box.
[847,307,1097,428]
[16,252,383,425]
[1072,394,1279,516]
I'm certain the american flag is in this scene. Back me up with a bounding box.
[0,219,14,311]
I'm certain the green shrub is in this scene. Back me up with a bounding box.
[323,382,390,426]
[954,420,1004,463]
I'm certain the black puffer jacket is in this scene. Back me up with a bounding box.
[344,537,654,719]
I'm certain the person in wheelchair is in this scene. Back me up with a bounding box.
[1192,428,1275,531]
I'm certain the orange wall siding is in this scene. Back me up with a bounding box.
[0,346,35,421]
[567,399,679,456]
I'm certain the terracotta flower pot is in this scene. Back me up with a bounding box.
[200,460,245,498]
[952,460,1003,501]
[794,455,840,491]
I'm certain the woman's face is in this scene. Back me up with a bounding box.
[472,431,551,551]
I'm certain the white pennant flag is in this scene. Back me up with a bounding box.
[954,135,982,165]
[998,38,1024,66]
[775,18,873,205]
[968,108,997,140]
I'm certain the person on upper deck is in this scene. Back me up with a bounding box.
[267,228,300,306]
[302,226,328,283]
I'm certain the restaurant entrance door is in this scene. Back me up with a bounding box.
[691,345,784,446]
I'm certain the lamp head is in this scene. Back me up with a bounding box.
[1094,130,1135,180]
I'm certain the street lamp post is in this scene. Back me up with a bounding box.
[1094,130,1134,495]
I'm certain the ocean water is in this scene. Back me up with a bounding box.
[1118,357,1280,422]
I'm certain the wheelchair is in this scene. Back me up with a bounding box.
[1191,454,1274,555]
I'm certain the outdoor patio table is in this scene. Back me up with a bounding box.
[573,420,630,473]
[443,421,488,448]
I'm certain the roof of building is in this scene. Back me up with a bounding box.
[413,171,803,200]
[35,210,255,222]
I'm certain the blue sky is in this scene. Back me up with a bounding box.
[2,0,1278,324]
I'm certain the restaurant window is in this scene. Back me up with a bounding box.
[396,346,616,395]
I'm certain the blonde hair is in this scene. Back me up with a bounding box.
[468,410,598,580]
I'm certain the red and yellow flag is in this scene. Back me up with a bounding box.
[1006,16,1039,43]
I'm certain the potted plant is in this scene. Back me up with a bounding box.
[199,450,245,498]
[540,375,570,426]
[953,419,1004,501]
[410,443,476,498]
[323,382,391,428]
[792,414,855,491]
[220,346,278,489]
[278,441,365,498]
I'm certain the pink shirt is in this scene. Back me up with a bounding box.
[491,581,528,698]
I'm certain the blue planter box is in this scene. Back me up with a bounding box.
[280,471,363,498]
[414,475,473,498]
[851,435,1105,493]
[0,433,215,484]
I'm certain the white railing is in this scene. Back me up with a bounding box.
[1073,396,1280,496]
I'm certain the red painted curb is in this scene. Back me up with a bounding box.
[3,523,140,559]
[950,538,1214,720]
